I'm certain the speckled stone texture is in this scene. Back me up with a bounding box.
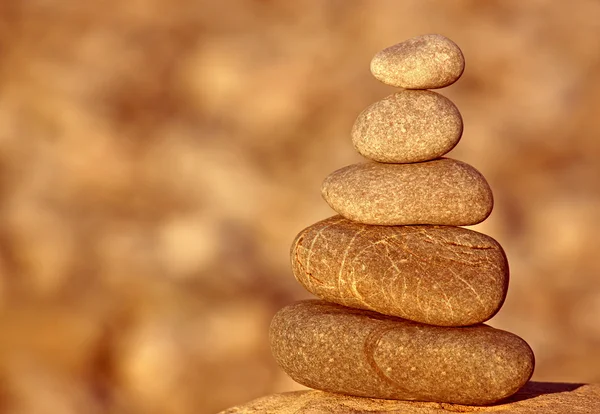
[219,383,600,413]
[270,301,534,406]
[352,90,462,163]
[291,216,508,326]
[321,158,493,226]
[371,34,465,89]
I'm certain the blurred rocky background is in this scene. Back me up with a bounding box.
[0,1,599,413]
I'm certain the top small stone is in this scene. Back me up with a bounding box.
[371,34,465,89]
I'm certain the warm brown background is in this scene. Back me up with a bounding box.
[1,1,599,413]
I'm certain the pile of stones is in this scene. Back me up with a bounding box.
[269,34,535,406]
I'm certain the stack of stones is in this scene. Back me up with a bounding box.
[270,34,535,406]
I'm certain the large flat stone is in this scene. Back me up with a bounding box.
[220,382,598,413]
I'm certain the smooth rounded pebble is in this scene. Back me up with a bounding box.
[219,383,600,414]
[291,216,508,326]
[321,158,493,226]
[371,34,465,89]
[352,90,462,163]
[270,301,535,406]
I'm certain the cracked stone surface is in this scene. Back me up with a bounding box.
[321,158,493,226]
[291,216,508,326]
[269,301,534,406]
[219,382,600,413]
[351,90,463,163]
[370,34,465,90]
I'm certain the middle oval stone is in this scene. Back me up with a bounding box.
[291,216,508,326]
[351,90,463,163]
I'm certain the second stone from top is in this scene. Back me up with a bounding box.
[352,90,463,163]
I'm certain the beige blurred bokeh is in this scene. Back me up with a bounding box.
[0,1,599,413]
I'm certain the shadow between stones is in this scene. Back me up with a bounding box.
[497,381,586,404]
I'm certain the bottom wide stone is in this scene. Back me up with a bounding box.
[270,301,534,405]
[218,383,600,414]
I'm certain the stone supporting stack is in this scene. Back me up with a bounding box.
[269,34,535,406]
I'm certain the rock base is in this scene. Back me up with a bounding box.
[219,382,599,414]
